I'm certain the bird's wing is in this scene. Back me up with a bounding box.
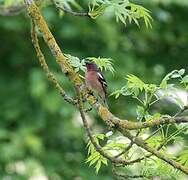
[97,72,107,97]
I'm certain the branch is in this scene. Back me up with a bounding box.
[114,131,140,158]
[75,86,143,166]
[52,0,91,18]
[0,5,25,16]
[98,105,188,130]
[25,0,82,87]
[31,20,77,105]
[118,128,188,175]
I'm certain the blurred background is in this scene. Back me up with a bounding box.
[0,0,188,179]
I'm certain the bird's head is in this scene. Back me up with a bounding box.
[85,61,99,71]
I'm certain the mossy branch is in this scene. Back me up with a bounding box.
[31,20,77,105]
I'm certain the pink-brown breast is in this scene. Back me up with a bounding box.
[85,70,105,99]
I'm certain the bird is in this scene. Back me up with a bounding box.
[85,61,108,106]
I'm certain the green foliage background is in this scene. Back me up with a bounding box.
[0,0,188,179]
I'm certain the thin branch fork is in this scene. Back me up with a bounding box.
[76,87,146,166]
[31,20,77,106]
[118,128,188,175]
[55,4,90,17]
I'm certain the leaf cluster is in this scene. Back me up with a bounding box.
[111,69,188,120]
[89,0,152,28]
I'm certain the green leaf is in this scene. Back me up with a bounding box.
[146,113,161,121]
[104,142,125,150]
[178,69,185,76]
[86,151,100,164]
[152,113,161,119]
[65,54,86,73]
[88,0,152,28]
[121,86,132,96]
[160,70,179,88]
[126,74,145,96]
[110,85,132,99]
[101,157,108,165]
[95,133,106,140]
[182,75,188,83]
[136,105,145,120]
[128,3,153,28]
[160,79,168,89]
[126,75,145,91]
[95,160,101,174]
[177,149,188,166]
[86,57,114,74]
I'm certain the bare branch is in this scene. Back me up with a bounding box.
[51,0,91,18]
[56,5,90,17]
[0,5,25,16]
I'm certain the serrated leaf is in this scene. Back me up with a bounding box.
[115,93,120,99]
[95,133,106,140]
[85,57,114,74]
[89,154,101,166]
[95,160,101,174]
[86,151,100,163]
[126,74,145,96]
[101,157,108,165]
[105,142,126,149]
[88,0,152,28]
[160,80,168,89]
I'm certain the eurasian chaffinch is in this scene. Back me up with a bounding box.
[85,61,108,106]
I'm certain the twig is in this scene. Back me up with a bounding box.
[174,106,188,117]
[144,126,163,141]
[115,131,140,158]
[0,5,25,16]
[118,128,188,175]
[57,5,90,17]
[52,0,91,18]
